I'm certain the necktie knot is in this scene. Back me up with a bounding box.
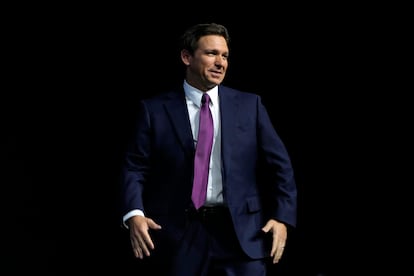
[201,93,210,105]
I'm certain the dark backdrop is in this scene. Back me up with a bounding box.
[4,3,399,275]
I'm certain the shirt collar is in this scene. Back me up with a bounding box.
[183,80,218,108]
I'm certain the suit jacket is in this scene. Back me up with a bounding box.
[121,85,297,259]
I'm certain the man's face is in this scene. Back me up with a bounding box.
[183,35,229,91]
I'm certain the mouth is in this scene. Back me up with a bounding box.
[210,71,223,78]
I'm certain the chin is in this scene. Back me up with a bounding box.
[209,78,223,86]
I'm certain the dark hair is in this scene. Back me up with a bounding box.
[180,23,230,55]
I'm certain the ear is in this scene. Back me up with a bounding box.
[180,49,191,65]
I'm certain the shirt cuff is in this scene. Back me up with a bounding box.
[122,209,144,229]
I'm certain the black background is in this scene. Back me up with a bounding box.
[3,3,406,275]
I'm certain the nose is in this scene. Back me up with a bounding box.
[215,56,226,67]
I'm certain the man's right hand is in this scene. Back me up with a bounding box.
[128,215,162,259]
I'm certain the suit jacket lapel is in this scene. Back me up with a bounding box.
[219,86,239,174]
[164,90,195,160]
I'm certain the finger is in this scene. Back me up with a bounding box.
[130,236,144,259]
[138,228,156,252]
[131,229,152,258]
[271,245,285,264]
[137,233,151,257]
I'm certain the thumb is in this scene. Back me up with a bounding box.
[146,218,162,230]
[261,221,272,233]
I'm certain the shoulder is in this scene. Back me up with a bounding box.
[141,88,184,105]
[218,85,261,101]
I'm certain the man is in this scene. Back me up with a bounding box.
[120,22,297,275]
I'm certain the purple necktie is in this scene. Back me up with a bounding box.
[192,93,214,209]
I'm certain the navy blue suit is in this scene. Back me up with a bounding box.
[121,85,297,275]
